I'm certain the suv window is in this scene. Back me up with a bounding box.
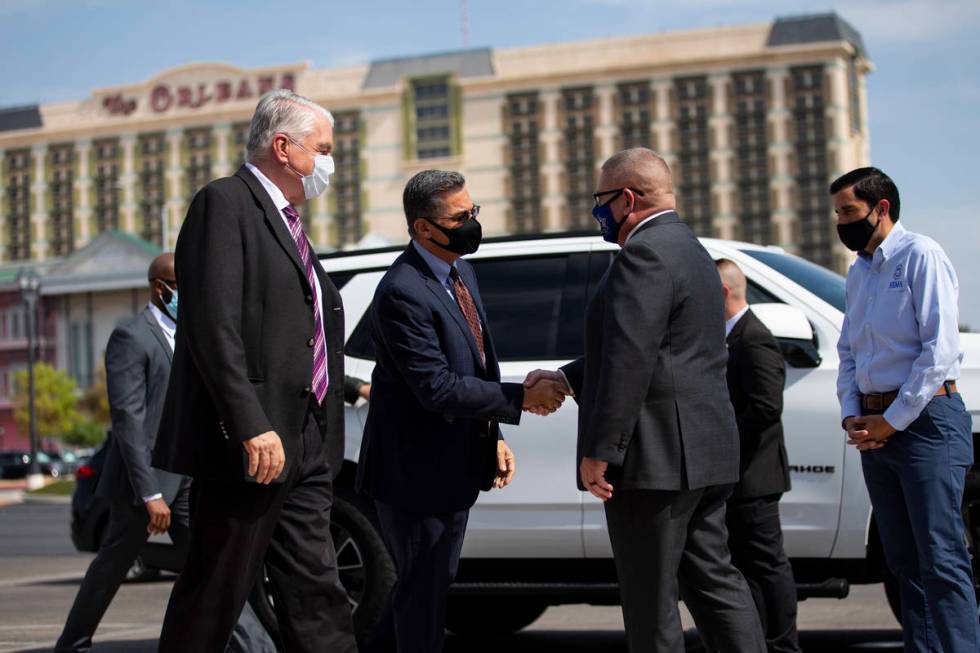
[472,254,585,361]
[345,253,590,362]
[741,249,845,312]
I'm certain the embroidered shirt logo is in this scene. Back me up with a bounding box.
[889,263,904,289]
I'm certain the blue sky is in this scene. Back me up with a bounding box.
[2,0,978,326]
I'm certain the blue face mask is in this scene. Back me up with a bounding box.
[592,202,622,244]
[160,282,178,321]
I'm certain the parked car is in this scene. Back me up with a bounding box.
[249,232,978,641]
[69,435,177,581]
[0,450,67,479]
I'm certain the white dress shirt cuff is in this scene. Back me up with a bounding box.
[142,493,164,504]
[558,370,574,397]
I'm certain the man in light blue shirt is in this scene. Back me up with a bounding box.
[833,167,977,653]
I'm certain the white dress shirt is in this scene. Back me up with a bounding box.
[244,162,326,348]
[143,302,175,504]
[624,209,675,246]
[725,305,750,338]
[836,222,962,430]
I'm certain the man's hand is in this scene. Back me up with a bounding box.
[522,370,571,415]
[580,457,614,501]
[358,383,372,401]
[145,498,171,535]
[494,440,516,489]
[244,431,286,484]
[844,415,895,451]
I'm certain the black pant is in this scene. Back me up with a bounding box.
[604,483,765,653]
[157,407,356,653]
[726,494,801,653]
[374,501,468,653]
[56,487,275,653]
[54,490,191,653]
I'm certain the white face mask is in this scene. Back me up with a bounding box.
[287,138,335,200]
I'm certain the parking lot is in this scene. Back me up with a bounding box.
[0,501,903,652]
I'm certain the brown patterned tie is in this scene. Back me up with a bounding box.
[449,267,486,367]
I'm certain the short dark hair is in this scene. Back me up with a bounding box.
[403,170,466,235]
[829,167,901,222]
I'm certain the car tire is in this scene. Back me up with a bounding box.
[445,597,548,636]
[250,496,395,649]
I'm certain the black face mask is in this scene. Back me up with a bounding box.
[425,218,483,256]
[836,204,879,252]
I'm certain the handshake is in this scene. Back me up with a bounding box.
[521,369,572,416]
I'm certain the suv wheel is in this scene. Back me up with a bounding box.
[445,597,547,636]
[250,496,395,647]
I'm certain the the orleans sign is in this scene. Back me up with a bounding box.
[96,63,305,118]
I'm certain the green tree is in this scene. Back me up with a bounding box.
[13,363,83,442]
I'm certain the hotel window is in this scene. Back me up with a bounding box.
[617,81,652,150]
[186,127,212,201]
[138,133,166,246]
[5,149,32,260]
[674,76,712,237]
[332,111,362,247]
[409,76,454,160]
[48,143,75,256]
[506,92,542,233]
[233,121,251,168]
[93,138,120,234]
[790,65,832,268]
[732,71,771,245]
[561,86,597,230]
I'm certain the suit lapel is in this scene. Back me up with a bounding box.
[142,309,173,362]
[405,246,486,370]
[235,166,309,289]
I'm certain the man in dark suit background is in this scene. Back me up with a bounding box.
[153,90,355,652]
[55,254,273,653]
[716,259,800,653]
[527,148,764,652]
[356,170,566,653]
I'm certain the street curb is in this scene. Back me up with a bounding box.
[22,493,71,505]
[0,490,24,505]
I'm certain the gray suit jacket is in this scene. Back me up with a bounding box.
[561,212,740,491]
[96,308,185,505]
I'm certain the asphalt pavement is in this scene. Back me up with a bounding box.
[0,501,903,652]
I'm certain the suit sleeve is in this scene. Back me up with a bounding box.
[175,183,273,443]
[105,328,158,500]
[374,285,524,424]
[583,242,671,465]
[559,357,585,401]
[344,375,365,405]
[734,334,785,437]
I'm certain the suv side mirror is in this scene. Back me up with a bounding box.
[750,303,822,369]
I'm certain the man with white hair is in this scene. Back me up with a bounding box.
[153,90,356,652]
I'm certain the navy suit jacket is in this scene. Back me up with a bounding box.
[356,244,524,513]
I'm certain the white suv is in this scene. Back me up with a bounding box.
[253,233,979,641]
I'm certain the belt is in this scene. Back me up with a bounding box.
[860,381,957,412]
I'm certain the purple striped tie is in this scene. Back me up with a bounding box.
[282,205,329,404]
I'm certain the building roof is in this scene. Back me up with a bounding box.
[0,105,42,133]
[40,230,162,296]
[363,48,494,88]
[768,13,867,57]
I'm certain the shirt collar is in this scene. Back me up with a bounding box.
[624,209,674,245]
[412,240,455,288]
[147,302,176,337]
[245,162,290,212]
[861,221,907,270]
[725,305,750,337]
